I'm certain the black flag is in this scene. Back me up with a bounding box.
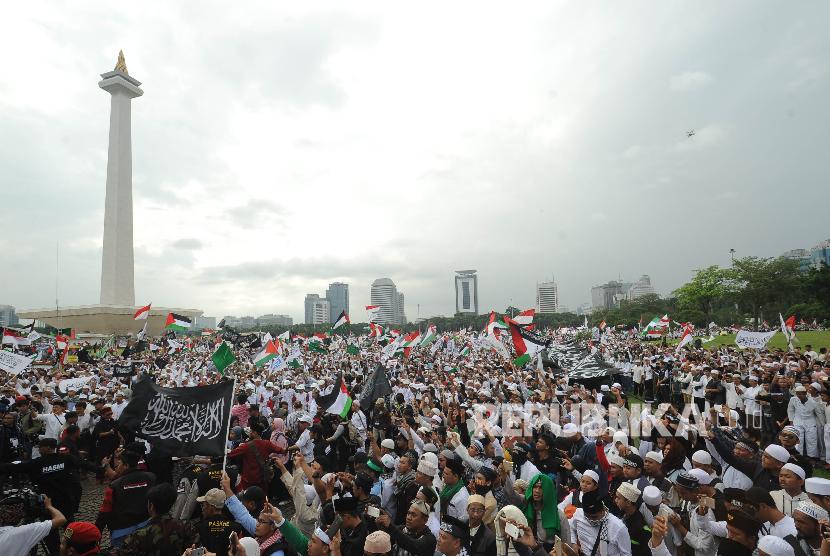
[112,362,135,377]
[118,376,234,457]
[359,364,392,411]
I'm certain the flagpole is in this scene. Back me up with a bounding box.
[222,376,237,476]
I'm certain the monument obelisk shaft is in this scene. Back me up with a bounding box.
[98,51,142,306]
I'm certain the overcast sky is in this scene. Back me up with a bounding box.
[2,2,828,323]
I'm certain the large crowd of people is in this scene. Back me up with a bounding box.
[2,324,830,556]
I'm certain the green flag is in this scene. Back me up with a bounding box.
[212,342,236,375]
[346,344,360,355]
[288,359,302,369]
[308,342,328,354]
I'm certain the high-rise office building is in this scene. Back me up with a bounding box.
[326,282,349,323]
[397,292,406,324]
[628,275,655,299]
[0,305,18,327]
[454,270,479,315]
[591,281,626,311]
[536,281,559,313]
[257,314,293,327]
[192,316,217,330]
[370,278,401,324]
[304,294,330,325]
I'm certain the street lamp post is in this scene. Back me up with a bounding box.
[729,249,736,264]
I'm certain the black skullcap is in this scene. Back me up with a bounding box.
[445,458,465,478]
[333,495,359,514]
[744,486,775,507]
[581,490,605,514]
[726,509,763,536]
[477,466,497,482]
[439,515,470,540]
[674,472,699,490]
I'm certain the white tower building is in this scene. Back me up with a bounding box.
[98,51,142,306]
[536,280,559,313]
[370,278,399,324]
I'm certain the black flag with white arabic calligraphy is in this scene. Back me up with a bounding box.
[117,376,234,457]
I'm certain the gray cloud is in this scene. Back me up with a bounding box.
[169,238,203,250]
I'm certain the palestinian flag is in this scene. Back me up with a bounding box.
[403,330,422,348]
[211,342,236,375]
[165,313,192,331]
[506,318,550,366]
[459,345,470,357]
[253,340,279,367]
[369,323,385,338]
[278,330,290,342]
[420,324,438,346]
[512,309,535,326]
[319,373,353,418]
[366,305,381,323]
[332,311,350,330]
[56,327,76,339]
[346,344,360,355]
[134,303,151,320]
[485,312,508,338]
[642,315,669,339]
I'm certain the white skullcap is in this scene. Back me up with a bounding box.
[616,482,641,503]
[304,484,317,506]
[764,444,791,464]
[688,468,713,485]
[381,454,396,469]
[314,527,331,545]
[562,423,578,438]
[795,501,829,522]
[757,536,794,556]
[691,450,712,465]
[806,477,830,496]
[794,385,807,392]
[583,470,599,483]
[782,462,806,480]
[380,439,395,449]
[613,431,628,447]
[607,454,626,467]
[811,382,823,391]
[239,536,261,556]
[645,451,664,464]
[642,485,662,506]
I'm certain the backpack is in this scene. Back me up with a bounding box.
[249,441,275,484]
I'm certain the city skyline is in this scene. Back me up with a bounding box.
[2,4,827,325]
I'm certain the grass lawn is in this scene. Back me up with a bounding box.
[665,330,830,351]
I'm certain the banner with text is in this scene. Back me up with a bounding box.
[735,330,778,349]
[0,351,35,375]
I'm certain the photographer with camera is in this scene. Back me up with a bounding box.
[0,493,66,556]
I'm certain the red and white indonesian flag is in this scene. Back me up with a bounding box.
[134,303,151,320]
[2,328,28,346]
[403,330,422,348]
[332,311,350,330]
[366,305,381,323]
[676,324,694,352]
[780,313,796,349]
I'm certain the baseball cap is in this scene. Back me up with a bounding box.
[196,488,227,508]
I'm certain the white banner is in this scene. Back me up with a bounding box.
[269,355,286,371]
[0,351,35,375]
[735,330,777,349]
[58,375,94,393]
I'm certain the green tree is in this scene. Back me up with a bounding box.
[673,266,728,326]
[725,256,803,329]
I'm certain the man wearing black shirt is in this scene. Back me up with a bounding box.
[376,500,437,556]
[193,488,237,556]
[0,437,102,523]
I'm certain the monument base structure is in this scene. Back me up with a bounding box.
[18,305,202,336]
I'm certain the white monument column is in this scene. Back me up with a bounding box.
[98,51,142,306]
